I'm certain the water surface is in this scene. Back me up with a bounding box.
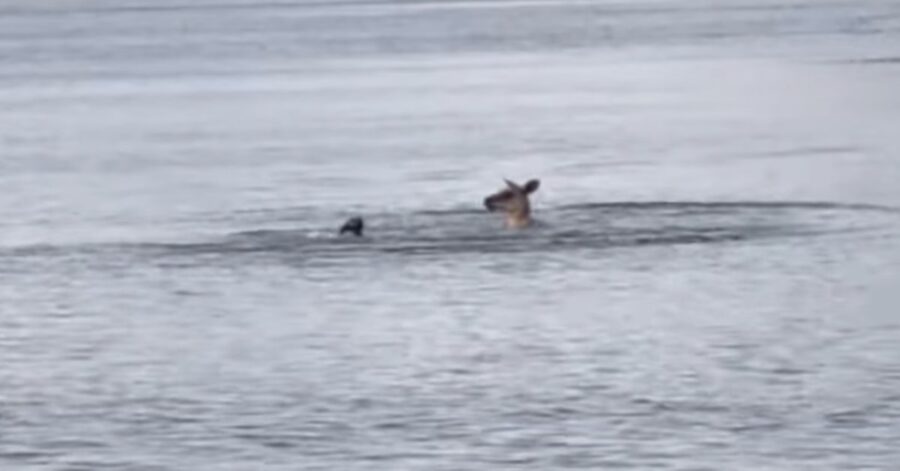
[2,1,900,469]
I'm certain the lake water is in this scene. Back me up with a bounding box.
[2,1,900,469]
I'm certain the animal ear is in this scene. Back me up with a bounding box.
[504,178,522,191]
[523,179,540,194]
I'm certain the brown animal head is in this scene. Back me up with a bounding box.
[483,178,540,228]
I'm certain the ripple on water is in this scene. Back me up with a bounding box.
[1,200,896,269]
[140,200,900,265]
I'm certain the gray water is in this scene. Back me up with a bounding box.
[2,1,900,469]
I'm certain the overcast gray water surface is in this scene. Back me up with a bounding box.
[2,1,900,469]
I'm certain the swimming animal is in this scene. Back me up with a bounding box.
[339,216,364,236]
[483,178,540,228]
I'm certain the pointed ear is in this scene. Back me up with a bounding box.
[523,179,540,194]
[504,179,522,191]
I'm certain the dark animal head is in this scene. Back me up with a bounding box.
[339,216,364,236]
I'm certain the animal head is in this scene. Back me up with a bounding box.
[339,216,364,236]
[483,178,540,228]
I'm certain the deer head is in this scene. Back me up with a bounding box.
[483,178,540,228]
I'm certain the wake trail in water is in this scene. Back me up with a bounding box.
[2,200,895,268]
